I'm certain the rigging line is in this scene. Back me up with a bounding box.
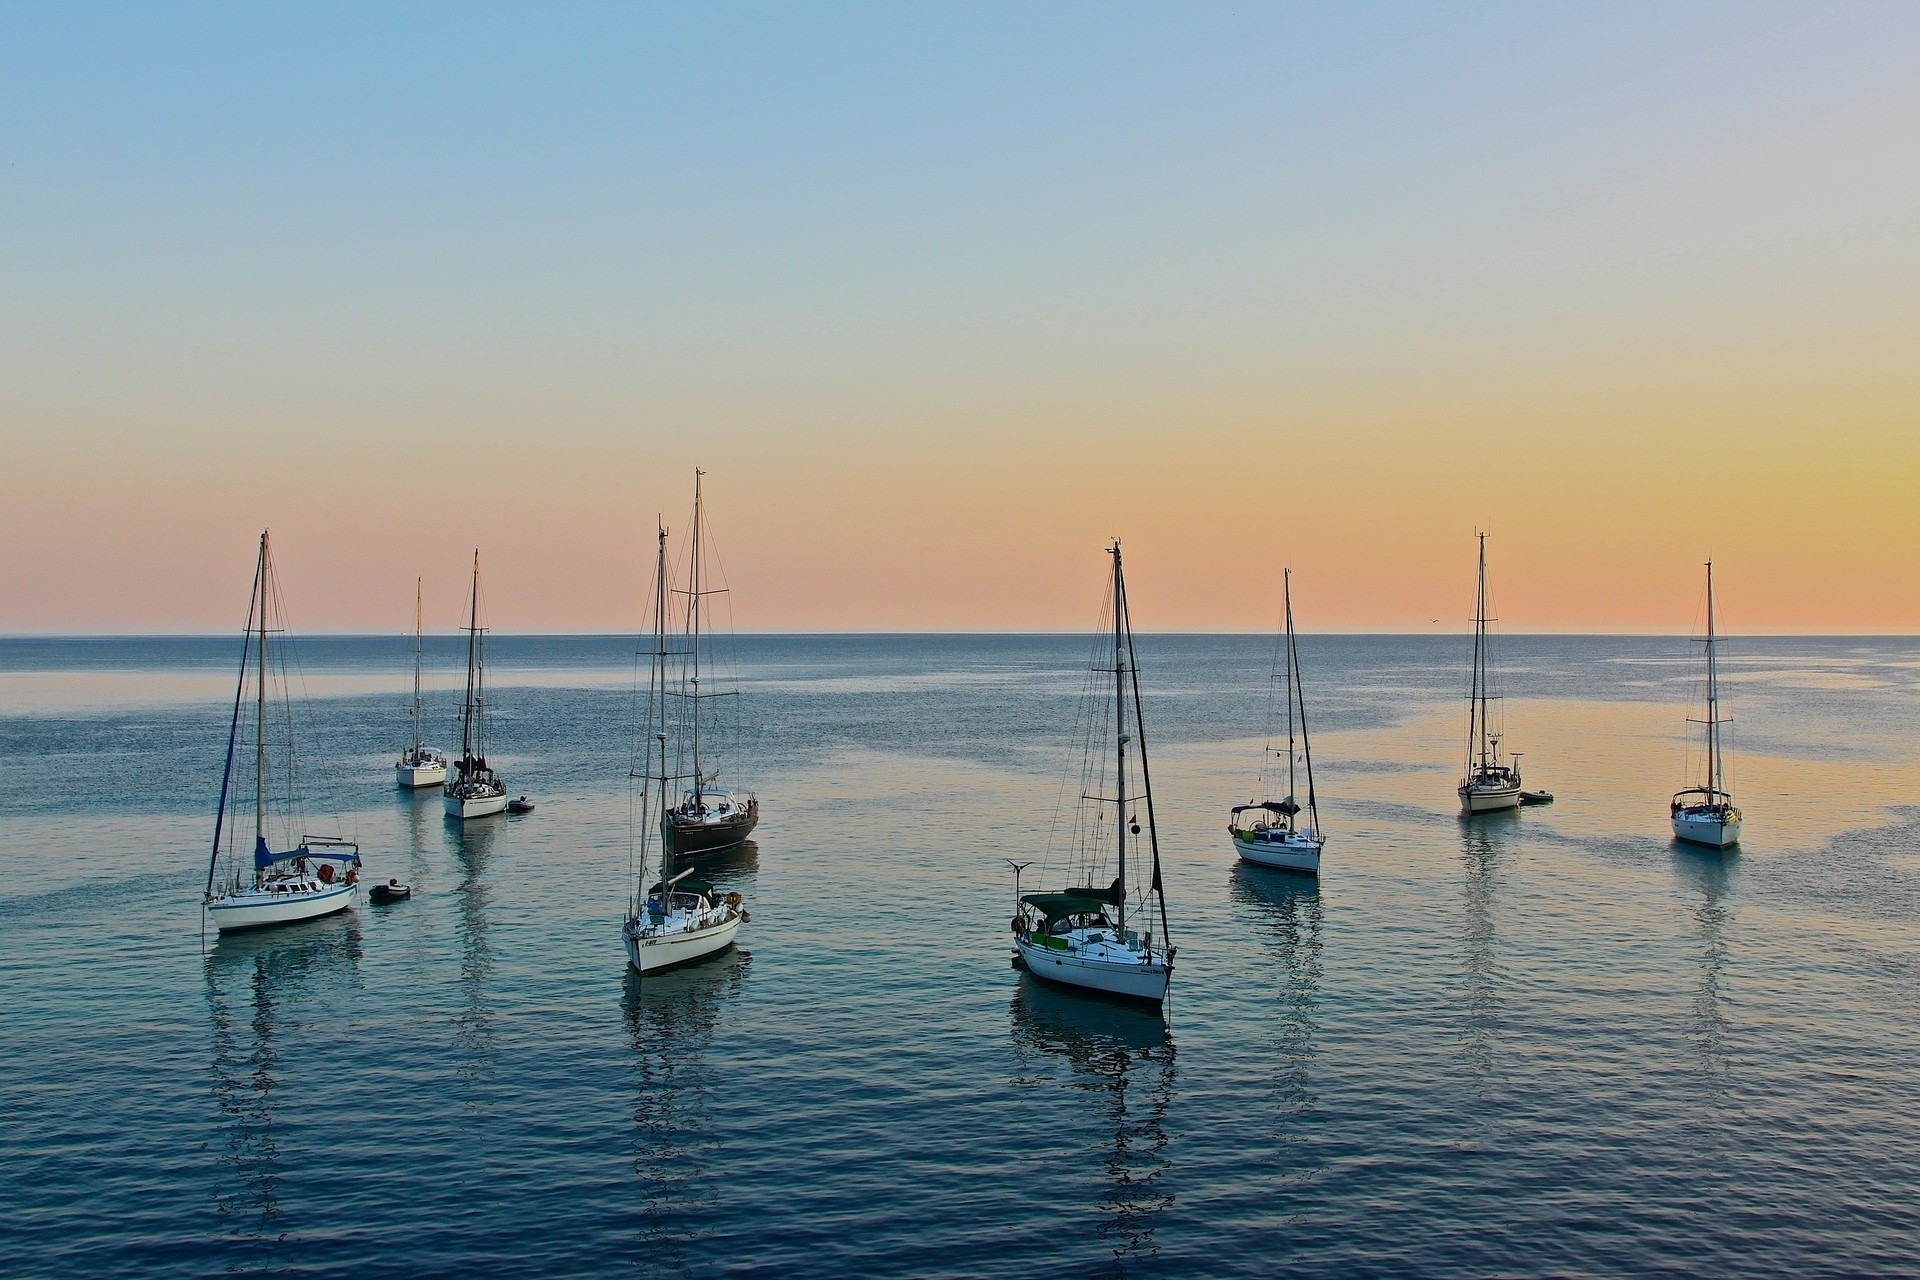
[1119,563,1172,947]
[207,552,262,897]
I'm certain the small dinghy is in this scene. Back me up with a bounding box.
[369,879,412,903]
[1520,790,1555,805]
[507,796,535,814]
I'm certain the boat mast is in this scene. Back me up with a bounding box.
[1111,541,1127,937]
[210,541,263,897]
[1469,531,1489,774]
[1119,552,1172,949]
[1291,572,1321,838]
[461,550,480,767]
[690,470,704,809]
[255,531,268,865]
[412,576,424,757]
[1705,560,1721,797]
[1284,568,1298,831]
[654,522,672,883]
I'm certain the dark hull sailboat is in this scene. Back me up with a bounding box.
[661,799,759,859]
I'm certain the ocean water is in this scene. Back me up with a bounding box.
[3,633,1919,1278]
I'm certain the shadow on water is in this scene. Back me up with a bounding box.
[621,950,751,1278]
[677,838,761,882]
[1229,864,1324,1204]
[1008,977,1176,1269]
[203,916,363,1272]
[451,819,498,1102]
[1672,848,1739,1091]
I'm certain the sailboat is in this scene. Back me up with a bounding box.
[1230,568,1326,874]
[1672,561,1742,849]
[624,520,749,974]
[395,577,448,789]
[444,550,509,820]
[204,531,362,932]
[658,471,759,859]
[1010,540,1175,1006]
[1458,532,1524,814]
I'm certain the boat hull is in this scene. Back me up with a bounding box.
[661,806,758,858]
[1459,782,1523,814]
[1233,833,1324,874]
[624,912,741,974]
[396,762,446,789]
[1673,810,1741,849]
[208,882,355,933]
[445,788,508,819]
[1014,934,1171,1005]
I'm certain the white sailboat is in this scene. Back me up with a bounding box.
[658,470,759,860]
[1011,540,1175,1006]
[204,531,362,933]
[624,519,748,974]
[1672,561,1742,849]
[1458,532,1524,814]
[1231,568,1326,874]
[395,577,448,789]
[444,550,508,820]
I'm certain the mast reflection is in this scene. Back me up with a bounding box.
[1008,978,1176,1262]
[1672,849,1737,1090]
[1230,864,1323,1188]
[204,918,363,1265]
[623,950,750,1274]
[451,820,497,1100]
[1457,819,1513,1088]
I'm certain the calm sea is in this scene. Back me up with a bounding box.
[3,633,1918,1277]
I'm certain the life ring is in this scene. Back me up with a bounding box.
[725,892,742,908]
[345,868,358,886]
[1010,917,1023,934]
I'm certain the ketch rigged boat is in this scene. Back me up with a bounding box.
[1672,561,1742,849]
[395,577,448,789]
[444,551,509,820]
[1458,532,1525,814]
[1231,568,1326,874]
[625,519,748,974]
[1011,541,1175,1005]
[658,471,759,859]
[204,531,362,933]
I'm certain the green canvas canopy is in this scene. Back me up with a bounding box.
[1021,892,1111,926]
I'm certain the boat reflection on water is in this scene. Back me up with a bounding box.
[452,820,497,1098]
[1230,864,1323,1178]
[203,916,363,1264]
[1672,848,1738,1089]
[1008,976,1176,1262]
[1457,820,1513,1090]
[623,949,751,1273]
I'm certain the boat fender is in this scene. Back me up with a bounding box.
[739,910,751,923]
[1011,917,1023,934]
[1167,946,1178,959]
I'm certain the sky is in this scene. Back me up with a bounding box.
[2,2,1917,634]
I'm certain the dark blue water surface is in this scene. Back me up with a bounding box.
[3,633,1918,1277]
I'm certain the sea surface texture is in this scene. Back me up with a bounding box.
[3,633,1918,1278]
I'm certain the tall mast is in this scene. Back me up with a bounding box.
[255,531,268,857]
[654,522,672,880]
[1284,567,1297,828]
[1291,571,1320,836]
[690,470,704,807]
[461,550,480,764]
[1705,560,1720,796]
[1469,531,1489,772]
[412,576,424,756]
[1111,541,1127,937]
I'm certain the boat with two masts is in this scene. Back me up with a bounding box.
[445,551,509,820]
[1011,541,1175,1006]
[204,531,363,933]
[395,576,448,789]
[658,471,758,860]
[1231,568,1326,874]
[624,517,748,974]
[1672,561,1742,849]
[1459,532,1525,814]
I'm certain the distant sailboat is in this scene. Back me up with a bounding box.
[1011,540,1175,1006]
[1458,532,1524,814]
[444,551,508,820]
[658,471,759,860]
[1231,568,1326,874]
[624,520,748,974]
[1672,561,1742,849]
[204,531,362,932]
[395,577,447,789]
